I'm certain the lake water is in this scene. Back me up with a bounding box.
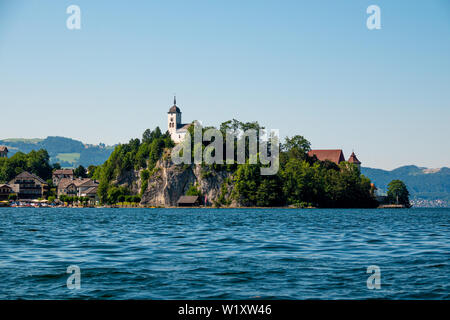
[0,208,448,299]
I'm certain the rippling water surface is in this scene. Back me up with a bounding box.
[0,208,448,299]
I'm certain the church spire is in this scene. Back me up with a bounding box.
[173,95,177,106]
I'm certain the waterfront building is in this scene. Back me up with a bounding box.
[177,195,200,207]
[0,184,12,200]
[80,186,99,204]
[8,171,48,200]
[57,177,98,198]
[76,179,99,197]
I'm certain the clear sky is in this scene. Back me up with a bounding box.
[0,0,449,170]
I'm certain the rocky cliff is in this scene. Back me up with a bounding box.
[140,157,234,207]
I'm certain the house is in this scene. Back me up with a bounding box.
[57,179,78,197]
[57,177,99,198]
[52,169,74,186]
[80,186,99,204]
[177,195,200,207]
[168,96,191,143]
[308,149,362,168]
[8,171,48,200]
[0,146,8,158]
[76,179,99,197]
[0,184,12,200]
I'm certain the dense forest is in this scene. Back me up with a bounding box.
[93,120,378,208]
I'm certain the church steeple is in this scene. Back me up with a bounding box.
[168,96,182,135]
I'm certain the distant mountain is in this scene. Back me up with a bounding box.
[362,165,450,207]
[0,136,114,168]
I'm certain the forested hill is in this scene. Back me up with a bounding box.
[362,166,450,205]
[0,137,114,167]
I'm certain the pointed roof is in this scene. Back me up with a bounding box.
[57,178,77,189]
[168,96,181,113]
[308,149,346,165]
[347,152,361,164]
[0,146,8,152]
[9,171,47,184]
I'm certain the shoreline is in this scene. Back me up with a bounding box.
[2,204,414,209]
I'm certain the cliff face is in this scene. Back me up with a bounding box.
[140,157,233,206]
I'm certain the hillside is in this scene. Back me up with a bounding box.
[362,166,450,207]
[93,122,378,208]
[0,136,114,168]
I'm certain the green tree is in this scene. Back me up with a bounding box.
[74,165,87,178]
[142,129,152,143]
[387,180,411,207]
[281,135,311,162]
[186,184,202,197]
[255,176,284,207]
[87,165,98,178]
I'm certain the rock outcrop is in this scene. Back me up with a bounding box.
[140,157,233,206]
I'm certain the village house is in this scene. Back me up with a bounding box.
[80,186,99,204]
[8,171,48,200]
[57,177,99,198]
[57,179,78,197]
[0,146,8,158]
[52,169,74,186]
[0,184,12,200]
[77,179,99,197]
[308,149,362,168]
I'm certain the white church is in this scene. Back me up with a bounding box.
[167,97,191,143]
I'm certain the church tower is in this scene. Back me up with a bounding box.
[168,96,181,135]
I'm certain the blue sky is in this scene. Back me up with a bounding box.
[0,0,449,170]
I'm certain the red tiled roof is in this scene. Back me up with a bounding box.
[347,152,361,164]
[308,149,346,165]
[0,146,8,152]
